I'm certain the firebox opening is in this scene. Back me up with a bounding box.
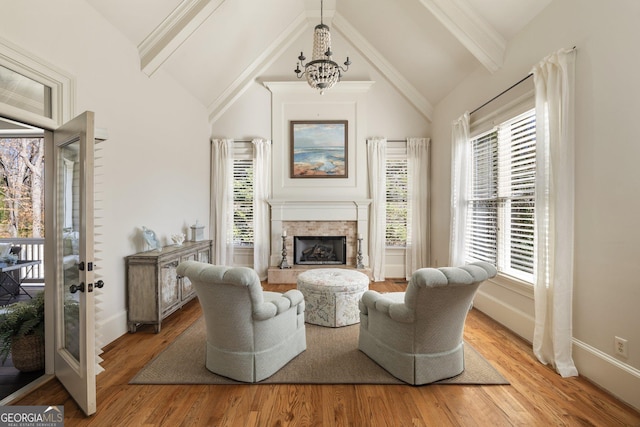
[294,236,347,265]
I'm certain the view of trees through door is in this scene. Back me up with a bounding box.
[0,117,46,401]
[0,136,44,239]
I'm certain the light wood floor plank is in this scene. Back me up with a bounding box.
[11,280,640,426]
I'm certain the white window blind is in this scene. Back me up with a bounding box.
[467,108,536,282]
[233,159,254,247]
[386,158,408,247]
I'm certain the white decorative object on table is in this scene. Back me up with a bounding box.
[190,220,205,242]
[142,226,160,251]
[0,243,12,258]
[171,233,185,246]
[0,243,15,263]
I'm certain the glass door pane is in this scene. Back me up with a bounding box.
[59,141,80,359]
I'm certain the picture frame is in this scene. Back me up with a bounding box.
[290,120,348,178]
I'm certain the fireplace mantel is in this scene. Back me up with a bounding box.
[268,199,371,222]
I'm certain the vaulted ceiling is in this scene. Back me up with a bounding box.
[86,0,552,122]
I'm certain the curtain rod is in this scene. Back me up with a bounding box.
[470,46,576,116]
[365,139,406,143]
[469,74,532,115]
[210,139,253,143]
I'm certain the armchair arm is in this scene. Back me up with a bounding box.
[253,289,306,320]
[283,289,305,315]
[360,290,382,314]
[360,290,414,323]
[388,303,414,323]
[253,302,278,320]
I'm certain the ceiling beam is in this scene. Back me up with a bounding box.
[138,0,226,77]
[332,13,434,121]
[417,0,505,73]
[207,12,308,124]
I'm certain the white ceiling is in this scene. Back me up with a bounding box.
[85,0,552,122]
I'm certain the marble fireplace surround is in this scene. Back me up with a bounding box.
[267,199,371,283]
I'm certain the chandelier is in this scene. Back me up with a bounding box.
[294,0,351,94]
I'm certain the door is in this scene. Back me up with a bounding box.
[50,111,97,416]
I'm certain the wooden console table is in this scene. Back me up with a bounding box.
[126,240,211,333]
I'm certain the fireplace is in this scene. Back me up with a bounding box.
[267,200,371,274]
[294,236,347,265]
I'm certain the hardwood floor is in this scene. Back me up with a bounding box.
[12,280,640,426]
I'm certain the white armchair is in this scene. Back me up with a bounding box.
[358,261,497,385]
[176,261,306,382]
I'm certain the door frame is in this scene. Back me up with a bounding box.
[0,36,78,404]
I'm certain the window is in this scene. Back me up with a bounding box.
[1,38,75,127]
[467,108,536,282]
[0,64,52,118]
[233,159,253,247]
[386,158,408,247]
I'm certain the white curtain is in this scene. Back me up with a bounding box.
[367,138,387,281]
[405,138,430,278]
[449,112,470,266]
[210,139,234,265]
[252,138,271,280]
[532,48,578,377]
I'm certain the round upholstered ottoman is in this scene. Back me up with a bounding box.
[297,268,370,327]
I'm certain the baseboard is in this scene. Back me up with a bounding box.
[99,309,128,348]
[573,339,640,412]
[473,290,640,412]
[473,290,534,342]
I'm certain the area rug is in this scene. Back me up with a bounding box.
[130,317,509,385]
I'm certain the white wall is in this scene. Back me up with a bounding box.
[0,0,212,345]
[211,32,430,277]
[431,0,640,410]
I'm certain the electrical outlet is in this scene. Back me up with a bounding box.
[615,336,628,358]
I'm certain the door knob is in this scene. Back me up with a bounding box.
[70,283,85,293]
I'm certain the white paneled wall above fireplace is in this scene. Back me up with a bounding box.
[264,81,374,202]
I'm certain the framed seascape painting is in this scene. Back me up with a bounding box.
[290,120,348,178]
